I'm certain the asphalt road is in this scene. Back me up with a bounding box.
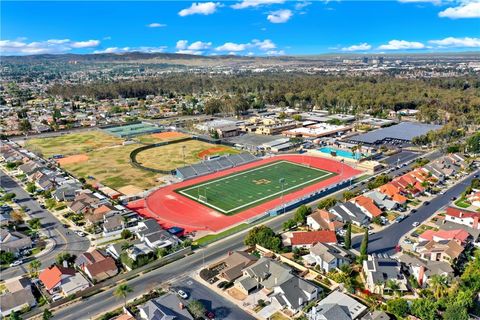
[0,171,90,280]
[172,277,255,320]
[352,169,480,255]
[382,150,420,166]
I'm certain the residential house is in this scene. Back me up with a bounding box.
[362,255,407,295]
[38,265,90,296]
[415,239,464,264]
[283,230,337,249]
[236,257,319,312]
[307,210,344,231]
[17,161,42,176]
[102,213,125,236]
[307,291,367,320]
[445,207,480,230]
[208,251,258,282]
[378,184,408,205]
[329,202,369,226]
[85,204,117,226]
[419,229,470,245]
[138,293,193,320]
[0,277,36,318]
[68,190,101,214]
[363,190,398,211]
[136,219,180,250]
[0,229,32,256]
[467,191,480,208]
[361,311,391,320]
[398,254,453,288]
[350,196,382,219]
[75,249,118,282]
[53,182,81,202]
[303,243,352,273]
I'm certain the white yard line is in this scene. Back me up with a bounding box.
[178,160,336,214]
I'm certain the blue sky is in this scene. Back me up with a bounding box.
[1,0,479,56]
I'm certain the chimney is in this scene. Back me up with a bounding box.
[299,297,303,307]
[62,260,69,268]
[275,277,277,285]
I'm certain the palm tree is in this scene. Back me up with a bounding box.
[28,259,41,278]
[429,274,448,299]
[114,284,133,308]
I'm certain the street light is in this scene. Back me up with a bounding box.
[279,178,285,214]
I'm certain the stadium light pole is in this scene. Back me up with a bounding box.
[279,178,285,214]
[182,145,186,167]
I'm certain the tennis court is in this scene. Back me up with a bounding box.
[176,160,336,215]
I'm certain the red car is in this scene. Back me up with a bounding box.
[205,311,215,319]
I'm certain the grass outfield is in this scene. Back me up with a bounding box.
[61,144,161,190]
[135,140,240,172]
[176,160,336,215]
[24,131,123,158]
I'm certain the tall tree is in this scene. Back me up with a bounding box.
[28,259,41,278]
[359,228,369,261]
[344,223,352,249]
[114,284,133,308]
[42,309,53,320]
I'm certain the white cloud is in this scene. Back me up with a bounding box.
[94,46,166,54]
[176,40,212,53]
[178,2,220,16]
[0,38,100,55]
[147,23,167,28]
[439,0,480,18]
[398,0,442,4]
[176,40,189,50]
[188,41,212,50]
[266,49,285,55]
[295,1,312,10]
[71,40,100,48]
[341,43,372,51]
[176,49,204,55]
[215,39,279,53]
[267,9,292,23]
[216,42,249,51]
[429,36,480,47]
[378,40,425,50]
[231,0,285,9]
[252,39,276,50]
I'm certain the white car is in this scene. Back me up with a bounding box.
[9,260,23,267]
[177,289,188,299]
[368,230,375,235]
[75,231,86,237]
[412,222,420,227]
[51,294,63,302]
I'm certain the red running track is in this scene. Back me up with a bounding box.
[127,154,362,233]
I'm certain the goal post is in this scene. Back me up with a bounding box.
[198,194,208,203]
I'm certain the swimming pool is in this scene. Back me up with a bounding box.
[318,147,364,160]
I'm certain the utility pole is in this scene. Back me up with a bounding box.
[279,178,285,214]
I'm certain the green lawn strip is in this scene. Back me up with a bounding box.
[177,161,335,215]
[454,198,471,208]
[195,223,250,246]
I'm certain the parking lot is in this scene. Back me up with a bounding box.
[382,150,420,167]
[170,277,255,320]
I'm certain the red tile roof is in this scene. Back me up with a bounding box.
[352,195,382,218]
[446,207,480,219]
[290,230,337,245]
[419,229,470,243]
[39,265,75,291]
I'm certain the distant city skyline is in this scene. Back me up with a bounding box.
[1,0,479,56]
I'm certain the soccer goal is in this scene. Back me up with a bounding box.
[198,194,208,203]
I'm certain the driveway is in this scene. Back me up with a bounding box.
[0,171,90,280]
[171,277,256,320]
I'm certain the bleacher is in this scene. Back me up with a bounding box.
[175,152,258,180]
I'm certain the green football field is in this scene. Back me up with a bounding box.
[176,160,336,215]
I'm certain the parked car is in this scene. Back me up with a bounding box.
[423,201,430,205]
[51,294,63,302]
[412,222,420,227]
[451,197,457,201]
[410,209,417,214]
[177,289,188,299]
[368,230,375,235]
[205,311,215,319]
[395,215,405,223]
[403,238,413,245]
[75,231,86,237]
[9,259,23,267]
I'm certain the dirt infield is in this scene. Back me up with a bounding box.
[56,154,89,165]
[128,155,362,233]
[151,131,187,139]
[197,146,234,159]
